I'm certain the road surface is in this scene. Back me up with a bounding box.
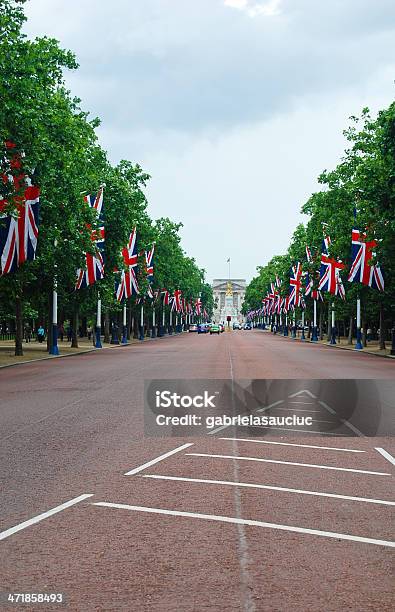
[0,330,394,611]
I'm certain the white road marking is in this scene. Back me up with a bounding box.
[318,400,365,437]
[92,502,395,548]
[256,400,284,413]
[142,474,395,506]
[186,453,391,476]
[288,390,317,399]
[375,447,395,467]
[124,443,194,476]
[0,494,93,542]
[220,438,366,453]
[289,401,316,405]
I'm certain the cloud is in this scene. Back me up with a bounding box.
[22,0,395,281]
[224,0,282,17]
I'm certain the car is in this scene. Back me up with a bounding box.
[243,323,252,330]
[189,324,198,332]
[210,324,220,335]
[219,323,225,333]
[197,323,209,334]
[233,322,241,330]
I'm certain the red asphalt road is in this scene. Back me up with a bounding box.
[0,330,394,611]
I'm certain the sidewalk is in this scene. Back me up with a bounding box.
[0,331,185,368]
[265,329,394,358]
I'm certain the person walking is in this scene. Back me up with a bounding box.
[37,325,45,343]
[24,324,31,343]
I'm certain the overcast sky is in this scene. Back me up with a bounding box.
[24,0,395,283]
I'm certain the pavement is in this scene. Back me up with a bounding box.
[0,330,394,611]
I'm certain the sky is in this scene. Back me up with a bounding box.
[23,0,395,284]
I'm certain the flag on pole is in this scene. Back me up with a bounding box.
[115,227,139,301]
[318,237,345,298]
[76,188,105,289]
[0,142,40,275]
[348,228,384,291]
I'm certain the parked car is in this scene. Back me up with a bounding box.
[210,324,220,335]
[189,324,198,332]
[233,322,241,330]
[198,323,209,334]
[219,323,225,333]
[244,323,252,330]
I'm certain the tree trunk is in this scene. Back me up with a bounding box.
[104,309,110,343]
[15,296,23,356]
[133,313,139,339]
[379,302,386,350]
[362,318,367,348]
[347,315,353,345]
[319,303,324,340]
[71,302,79,348]
[326,302,331,340]
[127,302,133,339]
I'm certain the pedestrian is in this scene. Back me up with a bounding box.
[66,325,72,342]
[24,324,31,343]
[87,324,93,341]
[58,323,65,342]
[273,324,277,335]
[37,325,45,343]
[367,327,372,342]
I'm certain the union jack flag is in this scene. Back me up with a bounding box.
[288,262,302,307]
[116,227,139,302]
[76,188,105,289]
[348,228,384,291]
[145,244,155,279]
[305,272,323,301]
[318,253,345,298]
[195,297,202,315]
[0,143,40,275]
[161,289,170,306]
[172,289,182,313]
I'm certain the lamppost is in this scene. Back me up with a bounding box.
[50,237,59,355]
[95,294,102,348]
[311,300,318,342]
[139,303,144,341]
[301,310,306,341]
[330,301,336,344]
[121,302,127,344]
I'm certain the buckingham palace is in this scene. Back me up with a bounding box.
[212,278,246,324]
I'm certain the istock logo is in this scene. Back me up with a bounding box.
[155,390,218,408]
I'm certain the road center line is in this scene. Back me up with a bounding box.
[185,453,391,475]
[220,438,366,452]
[289,401,316,405]
[375,447,395,467]
[124,443,194,476]
[141,474,395,506]
[92,502,395,548]
[0,494,93,542]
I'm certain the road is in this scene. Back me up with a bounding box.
[0,330,394,611]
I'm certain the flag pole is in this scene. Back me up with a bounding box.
[50,237,59,355]
[95,292,102,348]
